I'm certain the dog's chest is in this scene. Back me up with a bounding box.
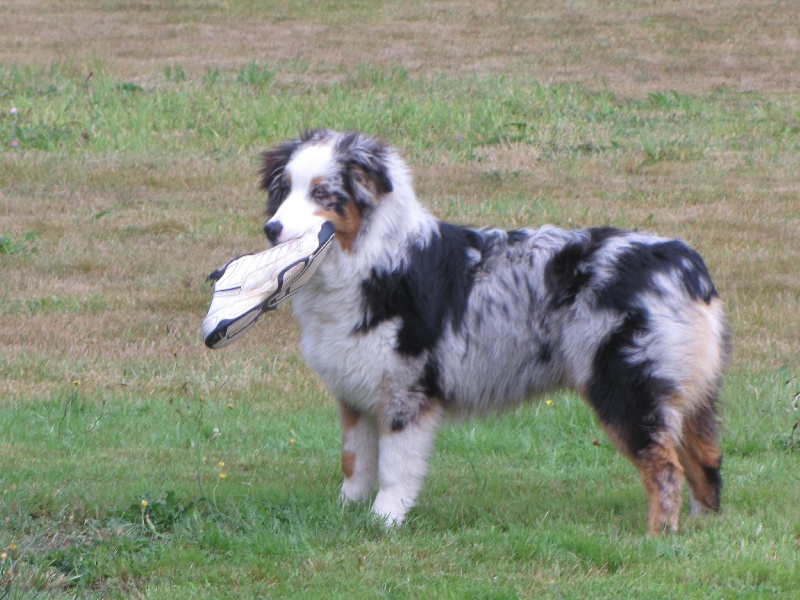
[292,284,404,408]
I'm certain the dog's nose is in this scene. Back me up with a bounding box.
[263,221,283,244]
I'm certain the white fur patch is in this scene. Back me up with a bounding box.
[268,144,335,243]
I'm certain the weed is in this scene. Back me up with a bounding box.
[163,64,186,83]
[236,61,276,87]
[0,231,39,255]
[130,492,198,535]
[203,67,221,87]
[115,82,143,93]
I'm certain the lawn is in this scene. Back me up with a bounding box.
[1,1,799,597]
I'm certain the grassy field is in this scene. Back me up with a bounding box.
[2,1,799,597]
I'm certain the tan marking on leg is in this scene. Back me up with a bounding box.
[338,400,361,482]
[598,422,635,461]
[338,400,361,431]
[635,441,684,536]
[342,450,356,479]
[663,297,725,520]
[678,407,723,515]
[600,422,682,534]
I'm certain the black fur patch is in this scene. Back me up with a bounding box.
[544,227,622,308]
[595,239,718,309]
[387,392,432,432]
[358,223,483,356]
[419,359,442,400]
[702,462,723,509]
[537,343,553,363]
[545,228,718,312]
[505,229,529,245]
[586,310,674,455]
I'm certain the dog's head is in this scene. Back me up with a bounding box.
[260,129,393,251]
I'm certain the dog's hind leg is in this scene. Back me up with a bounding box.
[587,317,689,534]
[338,399,379,503]
[674,299,726,518]
[634,430,685,535]
[599,417,686,536]
[371,400,445,526]
[677,401,723,517]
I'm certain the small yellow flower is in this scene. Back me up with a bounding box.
[226,403,234,410]
[545,399,554,406]
[7,544,16,551]
[218,461,225,469]
[289,438,296,445]
[219,472,227,480]
[141,499,148,509]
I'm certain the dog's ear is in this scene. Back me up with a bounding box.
[338,132,393,211]
[260,139,303,217]
[260,140,299,217]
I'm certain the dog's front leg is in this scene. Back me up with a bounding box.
[372,400,445,526]
[337,399,379,503]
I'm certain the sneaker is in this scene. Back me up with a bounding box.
[201,220,335,349]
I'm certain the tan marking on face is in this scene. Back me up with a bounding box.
[315,201,363,252]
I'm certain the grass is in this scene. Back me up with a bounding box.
[1,0,800,597]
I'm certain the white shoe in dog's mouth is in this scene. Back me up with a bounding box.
[201,220,335,349]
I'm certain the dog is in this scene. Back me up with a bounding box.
[259,128,729,535]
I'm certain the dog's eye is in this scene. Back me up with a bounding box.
[312,187,330,201]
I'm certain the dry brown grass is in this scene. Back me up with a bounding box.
[3,0,799,96]
[1,0,797,395]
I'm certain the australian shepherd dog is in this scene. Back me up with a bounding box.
[259,128,729,535]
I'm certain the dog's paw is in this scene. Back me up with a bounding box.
[340,479,374,504]
[371,492,410,527]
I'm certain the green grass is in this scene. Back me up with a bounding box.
[4,63,800,162]
[3,381,799,597]
[2,1,800,597]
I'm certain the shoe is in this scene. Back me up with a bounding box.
[201,220,335,349]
